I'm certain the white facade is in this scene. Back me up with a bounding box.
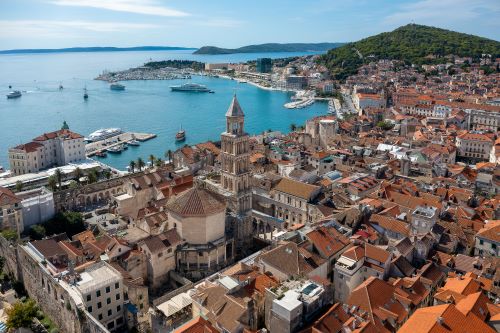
[76,262,125,332]
[18,187,55,228]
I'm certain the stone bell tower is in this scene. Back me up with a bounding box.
[220,95,253,251]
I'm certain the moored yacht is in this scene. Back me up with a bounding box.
[175,126,186,142]
[110,83,126,91]
[170,83,211,92]
[85,128,123,142]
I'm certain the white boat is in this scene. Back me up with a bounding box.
[170,83,211,92]
[6,91,22,99]
[85,128,123,142]
[110,83,125,91]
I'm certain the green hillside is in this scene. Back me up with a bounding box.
[319,24,500,80]
[194,42,344,54]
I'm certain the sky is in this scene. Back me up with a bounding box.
[0,0,499,50]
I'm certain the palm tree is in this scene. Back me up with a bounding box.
[47,175,57,191]
[55,168,63,189]
[87,170,98,184]
[129,160,136,173]
[155,158,163,168]
[74,167,83,184]
[137,157,145,171]
[103,169,112,179]
[290,123,297,132]
[148,154,156,168]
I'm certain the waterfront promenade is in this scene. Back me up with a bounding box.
[85,132,156,157]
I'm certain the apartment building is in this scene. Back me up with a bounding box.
[456,132,494,161]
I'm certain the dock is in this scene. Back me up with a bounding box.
[85,132,156,157]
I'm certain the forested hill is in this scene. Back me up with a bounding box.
[318,24,500,80]
[193,43,344,54]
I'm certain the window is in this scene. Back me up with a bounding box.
[107,298,111,305]
[87,306,92,313]
[117,317,123,326]
[107,321,114,329]
[106,286,110,293]
[86,295,91,302]
[97,302,102,309]
[108,309,112,316]
[479,239,484,245]
[116,294,120,301]
[117,305,121,312]
[98,314,103,320]
[115,282,119,289]
[492,243,497,249]
[96,290,101,297]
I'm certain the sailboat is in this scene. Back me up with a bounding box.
[175,125,186,142]
[83,86,88,99]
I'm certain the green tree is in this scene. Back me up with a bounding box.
[164,150,173,163]
[377,121,394,130]
[148,154,156,168]
[29,224,46,240]
[103,169,112,180]
[87,170,98,184]
[44,212,85,238]
[155,158,163,167]
[290,123,297,132]
[6,299,38,329]
[137,158,145,171]
[54,169,63,189]
[15,181,23,192]
[129,160,136,173]
[74,167,83,184]
[1,229,18,241]
[47,175,57,192]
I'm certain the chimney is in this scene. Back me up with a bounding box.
[436,316,444,325]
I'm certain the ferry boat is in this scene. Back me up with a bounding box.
[6,91,22,99]
[170,83,211,92]
[85,128,123,142]
[175,126,186,142]
[110,83,125,91]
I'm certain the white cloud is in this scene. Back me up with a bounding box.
[0,20,158,39]
[49,0,189,17]
[385,0,500,26]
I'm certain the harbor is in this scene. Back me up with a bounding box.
[85,132,157,158]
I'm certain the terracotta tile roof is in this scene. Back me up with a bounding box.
[369,214,410,237]
[305,226,350,258]
[476,220,500,243]
[457,132,493,142]
[167,187,226,217]
[365,243,390,263]
[0,187,21,206]
[173,316,219,333]
[398,303,496,333]
[273,177,320,200]
[12,141,44,153]
[71,230,96,244]
[32,129,83,141]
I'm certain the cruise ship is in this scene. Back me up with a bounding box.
[85,128,123,142]
[170,83,211,92]
[110,83,126,91]
[6,91,22,99]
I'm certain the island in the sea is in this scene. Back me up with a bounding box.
[193,42,344,54]
[0,46,196,54]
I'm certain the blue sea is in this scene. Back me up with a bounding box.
[0,50,327,170]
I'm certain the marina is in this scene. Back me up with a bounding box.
[85,132,157,158]
[0,50,327,170]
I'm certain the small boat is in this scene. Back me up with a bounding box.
[95,151,107,157]
[110,83,125,91]
[6,91,22,99]
[107,145,123,154]
[209,90,215,94]
[175,126,186,142]
[59,83,64,90]
[83,87,88,99]
[127,139,140,146]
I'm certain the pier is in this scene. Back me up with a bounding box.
[85,132,156,157]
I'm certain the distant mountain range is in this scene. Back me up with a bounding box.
[193,43,345,55]
[319,24,500,80]
[0,46,196,54]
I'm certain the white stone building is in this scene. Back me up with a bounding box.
[9,129,85,176]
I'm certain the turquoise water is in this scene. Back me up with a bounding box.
[0,50,327,170]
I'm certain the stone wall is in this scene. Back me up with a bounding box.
[0,235,20,280]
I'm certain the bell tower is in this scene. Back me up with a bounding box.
[220,95,252,247]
